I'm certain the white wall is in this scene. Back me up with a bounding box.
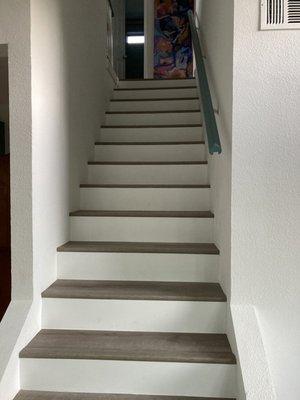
[197,1,248,398]
[0,1,35,398]
[232,1,300,398]
[0,1,115,398]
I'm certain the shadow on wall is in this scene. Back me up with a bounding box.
[59,0,112,211]
[0,45,10,321]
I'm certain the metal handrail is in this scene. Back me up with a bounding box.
[188,10,222,155]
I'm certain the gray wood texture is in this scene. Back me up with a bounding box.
[42,280,226,302]
[20,330,236,364]
[57,241,220,255]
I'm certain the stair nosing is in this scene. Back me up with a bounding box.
[69,210,214,218]
[101,124,203,129]
[106,110,200,115]
[95,141,205,146]
[42,280,227,302]
[114,86,197,91]
[119,78,195,81]
[19,329,236,365]
[15,390,235,400]
[57,241,220,255]
[87,161,208,166]
[80,184,211,188]
[110,97,199,102]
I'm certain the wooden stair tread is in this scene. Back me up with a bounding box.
[101,124,202,129]
[57,242,219,255]
[111,97,198,102]
[14,391,235,400]
[87,161,207,165]
[69,210,214,218]
[80,184,210,188]
[42,280,226,302]
[119,78,195,81]
[20,330,236,364]
[114,86,197,91]
[95,141,205,145]
[106,110,200,114]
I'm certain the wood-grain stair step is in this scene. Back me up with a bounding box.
[19,330,236,364]
[114,86,197,91]
[80,184,210,188]
[14,391,235,400]
[101,124,203,129]
[42,280,226,302]
[69,211,214,218]
[111,96,199,101]
[87,161,207,165]
[95,141,205,145]
[57,242,220,255]
[106,110,200,115]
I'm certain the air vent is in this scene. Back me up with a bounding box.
[261,0,300,29]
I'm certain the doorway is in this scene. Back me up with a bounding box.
[0,44,11,321]
[125,0,144,79]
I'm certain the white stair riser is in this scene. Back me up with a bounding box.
[42,299,226,333]
[87,164,208,185]
[57,253,219,282]
[99,126,203,142]
[118,79,196,89]
[113,87,198,100]
[94,144,206,162]
[70,217,213,243]
[105,112,201,126]
[80,187,210,211]
[109,99,200,112]
[20,359,236,398]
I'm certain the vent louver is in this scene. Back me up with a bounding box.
[261,0,300,29]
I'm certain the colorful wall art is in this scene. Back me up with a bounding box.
[154,0,194,79]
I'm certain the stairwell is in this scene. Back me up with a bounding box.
[14,78,236,399]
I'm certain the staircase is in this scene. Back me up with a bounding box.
[15,79,236,400]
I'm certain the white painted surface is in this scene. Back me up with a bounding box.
[57,252,219,282]
[0,1,115,398]
[95,143,206,162]
[87,164,208,185]
[113,87,198,100]
[231,1,300,398]
[105,111,202,126]
[20,358,237,398]
[0,2,35,398]
[42,299,226,333]
[232,305,276,400]
[109,98,200,112]
[80,186,210,211]
[99,126,203,142]
[198,1,243,397]
[70,216,213,243]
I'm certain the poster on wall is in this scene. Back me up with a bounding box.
[154,0,194,79]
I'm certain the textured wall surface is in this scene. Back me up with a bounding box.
[0,1,115,398]
[232,1,300,398]
[0,1,34,398]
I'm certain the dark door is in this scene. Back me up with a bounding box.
[125,43,144,79]
[0,154,11,320]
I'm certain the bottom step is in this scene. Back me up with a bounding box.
[20,331,236,398]
[15,391,235,400]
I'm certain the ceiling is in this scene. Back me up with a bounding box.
[126,0,144,20]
